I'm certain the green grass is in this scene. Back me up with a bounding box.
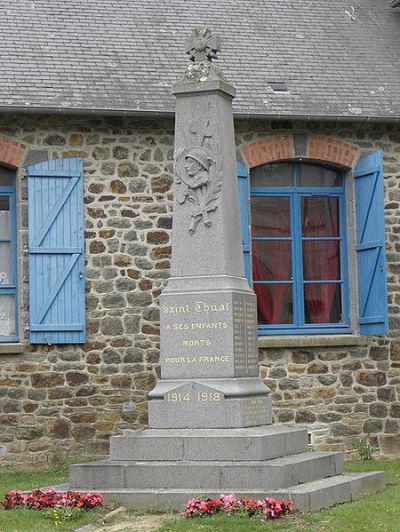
[0,467,104,531]
[0,468,68,493]
[159,459,400,532]
[300,459,400,532]
[1,460,399,531]
[344,458,400,483]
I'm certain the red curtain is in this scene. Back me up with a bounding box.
[252,198,291,324]
[253,243,291,324]
[252,196,340,325]
[302,198,340,323]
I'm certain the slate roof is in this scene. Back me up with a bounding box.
[1,0,400,120]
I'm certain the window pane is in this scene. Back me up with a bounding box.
[253,241,291,281]
[251,197,291,237]
[251,162,293,187]
[298,164,342,187]
[303,241,340,280]
[0,197,10,239]
[254,284,293,325]
[0,295,15,336]
[0,168,14,187]
[0,243,12,283]
[0,242,12,285]
[301,197,339,237]
[304,283,342,324]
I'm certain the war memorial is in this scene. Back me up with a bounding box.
[67,29,385,512]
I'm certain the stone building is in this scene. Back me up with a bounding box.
[0,1,399,467]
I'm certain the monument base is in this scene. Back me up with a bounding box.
[148,377,272,428]
[149,394,272,429]
[67,426,386,512]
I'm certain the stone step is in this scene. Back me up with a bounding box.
[69,451,343,490]
[109,425,309,462]
[266,471,386,512]
[60,472,385,512]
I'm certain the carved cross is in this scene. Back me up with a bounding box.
[185,27,221,63]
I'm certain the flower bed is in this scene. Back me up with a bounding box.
[1,487,103,511]
[186,493,294,520]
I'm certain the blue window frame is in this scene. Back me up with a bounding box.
[0,167,18,341]
[246,161,351,335]
[239,150,388,337]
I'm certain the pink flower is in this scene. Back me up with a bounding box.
[220,493,237,503]
[183,493,293,520]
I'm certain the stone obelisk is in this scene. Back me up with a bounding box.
[148,28,272,428]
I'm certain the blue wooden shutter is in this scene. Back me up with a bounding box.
[237,162,251,284]
[28,158,86,344]
[354,151,388,335]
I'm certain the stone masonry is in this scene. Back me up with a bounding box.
[0,113,399,467]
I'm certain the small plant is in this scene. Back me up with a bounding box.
[51,507,63,527]
[46,506,85,526]
[46,446,84,473]
[353,434,378,461]
[185,493,294,520]
[47,446,70,471]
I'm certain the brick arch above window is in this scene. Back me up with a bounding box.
[240,134,360,170]
[0,136,27,169]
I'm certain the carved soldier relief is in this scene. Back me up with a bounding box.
[175,144,222,235]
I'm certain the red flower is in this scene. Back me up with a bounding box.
[184,493,293,520]
[1,488,103,511]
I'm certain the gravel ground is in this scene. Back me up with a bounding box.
[75,509,171,532]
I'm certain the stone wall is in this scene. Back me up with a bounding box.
[0,114,175,467]
[235,120,400,456]
[259,342,399,456]
[0,114,399,467]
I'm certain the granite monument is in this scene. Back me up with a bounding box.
[67,29,385,511]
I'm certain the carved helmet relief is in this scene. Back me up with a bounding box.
[184,147,211,189]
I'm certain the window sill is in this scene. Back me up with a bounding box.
[258,335,363,349]
[0,343,27,354]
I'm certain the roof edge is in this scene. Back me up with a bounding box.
[0,105,399,124]
[235,112,400,123]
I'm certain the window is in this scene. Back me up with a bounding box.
[249,161,349,335]
[0,167,18,341]
[238,151,388,337]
